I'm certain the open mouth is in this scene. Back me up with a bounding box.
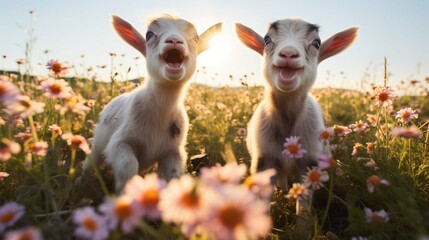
[276,66,302,84]
[164,49,184,69]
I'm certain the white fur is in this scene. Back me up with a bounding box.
[235,19,358,236]
[83,15,222,192]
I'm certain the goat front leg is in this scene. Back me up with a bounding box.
[157,149,186,180]
[106,140,139,193]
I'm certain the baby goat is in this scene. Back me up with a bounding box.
[235,19,358,234]
[83,15,222,192]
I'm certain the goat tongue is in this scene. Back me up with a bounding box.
[280,67,299,81]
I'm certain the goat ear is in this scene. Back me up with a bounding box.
[198,22,223,55]
[234,23,264,56]
[111,15,147,57]
[319,27,359,63]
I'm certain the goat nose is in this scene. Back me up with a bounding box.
[165,36,184,45]
[279,47,299,59]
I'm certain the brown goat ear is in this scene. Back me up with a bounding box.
[234,23,264,56]
[319,27,359,63]
[198,22,223,54]
[111,15,146,57]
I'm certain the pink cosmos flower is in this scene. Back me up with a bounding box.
[0,139,21,162]
[73,206,110,240]
[0,77,21,104]
[395,108,418,124]
[5,95,45,119]
[367,175,390,193]
[392,126,421,139]
[159,175,211,237]
[333,125,351,137]
[243,168,276,199]
[317,153,337,170]
[364,207,389,223]
[319,127,334,143]
[61,133,91,154]
[282,136,307,159]
[98,195,141,234]
[46,59,69,75]
[4,227,42,240]
[200,162,247,187]
[38,78,73,99]
[204,185,272,240]
[0,172,10,181]
[285,183,309,200]
[29,141,48,157]
[0,201,25,232]
[373,87,396,108]
[303,167,329,190]
[349,120,369,134]
[123,174,166,220]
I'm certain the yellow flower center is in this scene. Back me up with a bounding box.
[320,130,330,139]
[180,192,200,208]
[401,112,410,120]
[115,199,132,219]
[368,175,380,185]
[141,189,159,208]
[51,62,63,74]
[288,144,299,154]
[308,171,321,182]
[50,83,63,94]
[378,92,389,102]
[83,217,97,232]
[219,204,243,228]
[243,177,255,188]
[0,211,14,223]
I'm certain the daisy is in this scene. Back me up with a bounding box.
[48,124,63,136]
[5,95,45,119]
[367,175,390,193]
[282,136,307,159]
[395,108,418,124]
[243,168,276,199]
[317,153,337,170]
[364,207,389,223]
[46,59,69,75]
[98,195,141,234]
[0,139,21,162]
[38,78,72,99]
[29,141,49,157]
[56,98,91,115]
[61,133,91,154]
[73,206,110,240]
[0,78,21,104]
[285,183,309,200]
[14,132,33,141]
[373,87,396,108]
[204,185,271,240]
[303,167,329,190]
[333,125,351,137]
[391,126,421,139]
[159,175,211,236]
[4,227,42,240]
[366,142,376,154]
[123,174,166,220]
[200,162,247,187]
[319,127,334,143]
[351,143,364,156]
[0,201,25,233]
[349,120,369,134]
[364,159,380,171]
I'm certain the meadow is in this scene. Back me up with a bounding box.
[1,54,429,240]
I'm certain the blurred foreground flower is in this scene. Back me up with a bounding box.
[0,172,10,181]
[0,77,21,104]
[99,195,140,234]
[243,168,276,199]
[391,126,421,139]
[73,206,109,240]
[4,227,42,240]
[28,141,49,157]
[317,153,337,170]
[61,133,91,154]
[367,175,390,193]
[5,95,45,118]
[0,201,25,233]
[200,162,246,186]
[0,139,21,162]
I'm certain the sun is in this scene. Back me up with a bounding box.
[199,32,231,65]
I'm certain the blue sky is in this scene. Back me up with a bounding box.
[1,0,428,89]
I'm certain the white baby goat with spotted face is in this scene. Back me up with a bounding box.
[83,15,222,192]
[236,19,358,235]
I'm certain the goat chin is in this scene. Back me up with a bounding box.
[81,15,222,193]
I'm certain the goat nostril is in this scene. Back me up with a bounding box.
[279,48,299,59]
[165,37,184,45]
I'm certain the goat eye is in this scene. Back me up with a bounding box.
[264,35,272,45]
[146,31,155,41]
[311,39,321,49]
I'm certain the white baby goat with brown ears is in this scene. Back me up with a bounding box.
[83,15,222,192]
[235,19,358,236]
